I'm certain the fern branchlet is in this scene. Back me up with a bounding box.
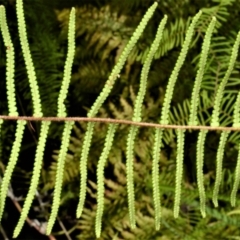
[196,130,207,218]
[231,143,240,207]
[95,123,118,238]
[151,10,201,227]
[189,17,216,126]
[13,121,50,238]
[126,15,167,230]
[0,120,26,221]
[77,2,158,219]
[160,10,202,125]
[46,121,74,234]
[126,126,139,228]
[0,6,18,116]
[174,129,185,218]
[152,128,163,230]
[212,130,230,207]
[211,30,240,127]
[16,0,42,117]
[77,122,95,218]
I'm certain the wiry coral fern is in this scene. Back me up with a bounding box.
[76,1,159,219]
[1,0,240,239]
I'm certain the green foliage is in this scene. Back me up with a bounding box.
[1,0,240,239]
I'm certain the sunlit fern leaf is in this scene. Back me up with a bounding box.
[46,121,74,234]
[95,123,118,238]
[197,0,235,31]
[196,130,207,217]
[126,15,167,230]
[0,120,26,220]
[211,30,240,127]
[173,129,185,218]
[189,16,216,126]
[77,2,159,219]
[151,11,202,228]
[0,6,27,222]
[230,143,240,207]
[212,130,230,207]
[138,17,191,63]
[13,120,51,238]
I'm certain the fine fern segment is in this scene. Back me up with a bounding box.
[95,123,118,238]
[173,129,185,218]
[152,128,163,230]
[211,30,240,127]
[76,121,95,218]
[126,126,138,228]
[231,143,240,207]
[16,0,42,117]
[14,4,75,237]
[126,15,167,230]
[87,2,158,118]
[46,8,76,234]
[233,92,240,128]
[188,17,216,126]
[212,130,230,207]
[57,8,76,118]
[231,91,240,206]
[13,0,49,237]
[13,120,50,238]
[151,10,202,227]
[132,15,168,123]
[187,17,216,216]
[0,120,26,221]
[77,2,158,219]
[160,10,202,125]
[196,130,207,218]
[210,31,240,207]
[0,6,26,222]
[0,5,17,116]
[46,121,74,234]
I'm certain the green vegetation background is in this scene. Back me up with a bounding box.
[1,0,240,239]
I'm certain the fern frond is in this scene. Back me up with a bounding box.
[57,7,75,118]
[76,121,95,218]
[77,2,158,219]
[13,120,50,238]
[152,128,163,229]
[233,92,240,128]
[196,130,207,218]
[189,17,216,126]
[0,6,17,116]
[46,121,74,234]
[0,120,26,220]
[47,8,75,233]
[173,129,185,218]
[126,126,138,228]
[137,17,191,63]
[212,130,230,207]
[16,0,42,117]
[133,15,167,122]
[95,123,118,238]
[0,5,26,222]
[160,10,202,125]
[211,30,240,127]
[198,0,234,31]
[230,143,240,207]
[151,10,201,227]
[125,15,167,230]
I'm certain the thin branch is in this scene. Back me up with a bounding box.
[0,224,9,240]
[57,217,72,240]
[0,115,239,132]
[7,186,56,240]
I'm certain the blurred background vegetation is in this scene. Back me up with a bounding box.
[1,0,240,239]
